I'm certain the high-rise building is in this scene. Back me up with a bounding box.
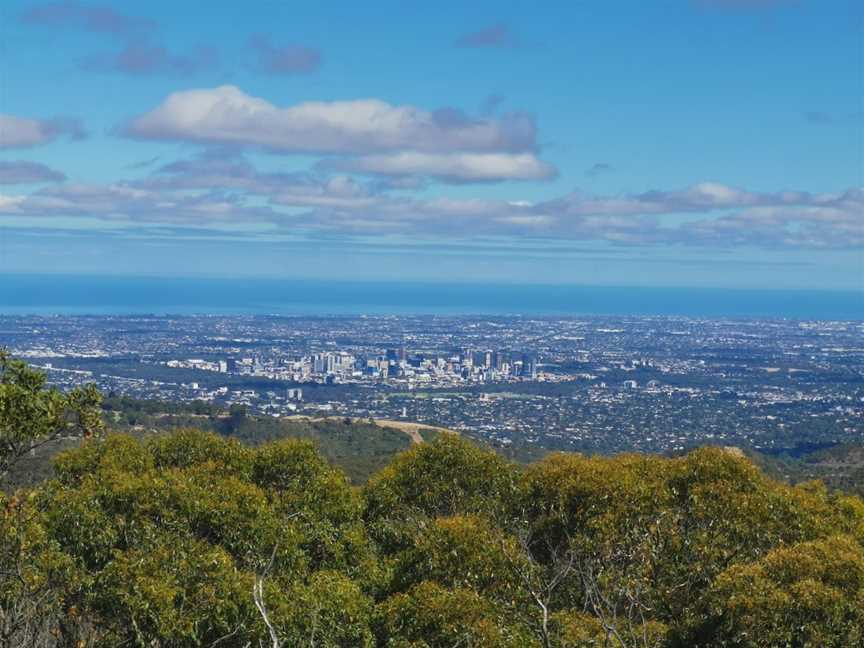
[522,353,537,379]
[312,353,326,373]
[484,350,497,369]
[325,352,355,374]
[495,351,509,371]
[387,347,407,362]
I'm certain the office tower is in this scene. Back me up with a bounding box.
[522,353,537,379]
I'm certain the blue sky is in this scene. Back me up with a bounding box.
[0,0,861,289]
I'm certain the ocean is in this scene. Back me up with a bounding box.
[0,274,861,320]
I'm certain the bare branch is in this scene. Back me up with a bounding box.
[253,544,282,648]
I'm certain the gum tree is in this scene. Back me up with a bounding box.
[0,349,103,483]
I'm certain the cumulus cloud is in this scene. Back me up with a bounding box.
[0,114,86,149]
[121,85,538,154]
[456,23,517,48]
[321,152,557,183]
[0,161,66,184]
[248,34,321,75]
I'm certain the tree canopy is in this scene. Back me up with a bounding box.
[1,359,863,646]
[0,349,102,482]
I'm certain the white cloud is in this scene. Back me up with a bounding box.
[122,85,538,154]
[0,194,26,211]
[324,152,557,182]
[3,158,860,249]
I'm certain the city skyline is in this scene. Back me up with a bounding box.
[1,0,862,291]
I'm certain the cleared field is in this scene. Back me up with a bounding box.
[283,415,455,445]
[372,420,457,444]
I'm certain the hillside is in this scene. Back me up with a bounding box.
[749,444,864,497]
[9,392,864,498]
[4,396,454,490]
[4,351,864,646]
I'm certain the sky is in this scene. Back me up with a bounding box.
[0,0,861,290]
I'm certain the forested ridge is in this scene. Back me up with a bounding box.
[3,352,864,647]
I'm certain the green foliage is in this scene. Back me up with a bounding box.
[92,538,251,646]
[376,581,535,647]
[697,535,864,647]
[3,429,371,645]
[0,349,102,482]
[391,515,526,601]
[2,399,864,647]
[147,427,253,475]
[269,570,375,647]
[547,611,606,647]
[364,433,521,550]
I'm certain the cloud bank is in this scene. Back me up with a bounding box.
[322,152,557,183]
[2,150,859,250]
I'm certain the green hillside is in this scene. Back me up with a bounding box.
[5,395,432,489]
[749,444,864,498]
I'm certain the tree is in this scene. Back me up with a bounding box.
[6,429,381,646]
[363,433,521,551]
[693,534,864,647]
[0,350,103,482]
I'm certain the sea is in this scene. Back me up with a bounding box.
[0,274,861,320]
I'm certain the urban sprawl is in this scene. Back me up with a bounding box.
[3,314,862,455]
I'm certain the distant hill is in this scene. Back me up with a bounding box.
[748,443,864,496]
[9,394,864,498]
